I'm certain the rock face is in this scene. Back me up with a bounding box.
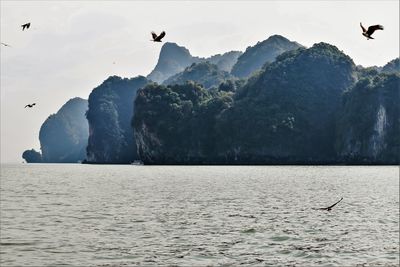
[27,36,399,165]
[231,35,303,78]
[205,51,242,72]
[216,43,356,163]
[134,42,363,164]
[163,62,233,89]
[133,82,234,164]
[147,43,201,84]
[147,42,242,84]
[336,73,400,163]
[39,97,88,163]
[86,75,148,164]
[22,149,42,163]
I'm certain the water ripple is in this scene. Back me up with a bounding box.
[0,164,398,266]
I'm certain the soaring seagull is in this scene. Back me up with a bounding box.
[24,103,36,108]
[151,31,166,42]
[360,23,384,40]
[313,197,343,211]
[21,23,31,31]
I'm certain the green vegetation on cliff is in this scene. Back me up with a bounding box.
[134,42,365,164]
[382,58,400,74]
[163,62,233,89]
[86,76,148,164]
[133,82,234,163]
[25,36,399,165]
[336,73,400,163]
[216,43,356,162]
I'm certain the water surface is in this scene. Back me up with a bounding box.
[1,164,399,266]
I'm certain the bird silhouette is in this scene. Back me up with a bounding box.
[151,31,166,42]
[24,103,36,108]
[21,23,31,31]
[360,23,383,40]
[1,42,11,47]
[313,197,343,211]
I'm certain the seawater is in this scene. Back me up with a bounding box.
[0,164,399,266]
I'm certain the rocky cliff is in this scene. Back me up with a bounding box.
[147,42,242,84]
[336,73,400,163]
[134,43,365,164]
[231,35,303,78]
[163,62,233,89]
[38,97,88,163]
[85,76,148,164]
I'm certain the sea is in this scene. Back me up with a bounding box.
[0,164,399,267]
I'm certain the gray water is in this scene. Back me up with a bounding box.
[0,164,398,267]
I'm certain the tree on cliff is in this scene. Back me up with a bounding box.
[133,81,234,164]
[336,73,400,163]
[133,42,362,164]
[163,62,233,89]
[86,75,148,164]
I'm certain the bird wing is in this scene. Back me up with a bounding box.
[327,197,343,209]
[24,105,29,108]
[27,23,31,29]
[360,23,366,33]
[155,31,166,41]
[367,25,384,35]
[151,32,158,40]
[1,42,11,47]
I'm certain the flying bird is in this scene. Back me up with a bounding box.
[24,103,36,108]
[313,197,343,211]
[151,31,166,42]
[360,23,384,40]
[21,23,31,31]
[1,42,11,47]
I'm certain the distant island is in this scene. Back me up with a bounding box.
[23,35,400,165]
[23,97,88,163]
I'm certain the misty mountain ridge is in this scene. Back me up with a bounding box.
[231,34,303,78]
[147,35,301,84]
[23,34,399,164]
[163,62,234,89]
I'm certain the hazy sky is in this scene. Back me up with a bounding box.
[1,0,399,163]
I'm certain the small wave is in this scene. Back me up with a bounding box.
[241,228,256,233]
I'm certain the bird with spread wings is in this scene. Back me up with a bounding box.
[151,31,166,42]
[25,103,36,108]
[312,197,343,211]
[1,42,11,47]
[21,22,31,31]
[360,23,384,40]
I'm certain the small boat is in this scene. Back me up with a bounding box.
[131,160,144,165]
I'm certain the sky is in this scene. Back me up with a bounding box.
[1,0,399,163]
